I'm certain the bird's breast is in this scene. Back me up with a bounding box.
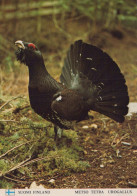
[28,86,53,115]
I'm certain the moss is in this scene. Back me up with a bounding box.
[0,179,14,189]
[0,96,89,184]
[0,159,12,175]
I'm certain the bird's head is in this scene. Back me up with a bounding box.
[15,40,43,66]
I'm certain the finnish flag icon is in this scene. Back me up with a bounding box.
[5,189,15,196]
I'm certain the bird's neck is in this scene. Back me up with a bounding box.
[28,60,60,91]
[28,60,50,86]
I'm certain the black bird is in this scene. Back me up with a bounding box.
[15,40,129,138]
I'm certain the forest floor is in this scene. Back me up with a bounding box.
[0,26,137,189]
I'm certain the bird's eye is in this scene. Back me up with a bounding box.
[28,43,36,50]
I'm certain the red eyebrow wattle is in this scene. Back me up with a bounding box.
[28,43,36,49]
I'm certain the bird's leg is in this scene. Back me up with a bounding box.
[44,126,48,136]
[57,127,63,138]
[54,126,58,140]
[54,126,63,140]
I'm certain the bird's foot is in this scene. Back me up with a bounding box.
[54,126,63,141]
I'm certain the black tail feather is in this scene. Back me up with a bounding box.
[60,40,129,122]
[92,107,125,123]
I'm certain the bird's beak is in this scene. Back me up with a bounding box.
[15,40,25,49]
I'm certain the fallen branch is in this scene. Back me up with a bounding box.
[0,120,20,123]
[4,175,28,184]
[6,157,31,174]
[0,141,31,159]
[0,95,24,111]
[0,157,31,177]
[1,155,59,177]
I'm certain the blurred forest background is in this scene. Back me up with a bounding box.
[0,0,137,189]
[0,0,137,96]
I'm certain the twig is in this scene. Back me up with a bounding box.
[0,157,31,177]
[100,119,107,129]
[11,155,58,170]
[0,95,24,111]
[20,157,48,167]
[118,133,129,144]
[111,133,129,147]
[7,157,31,173]
[128,123,133,132]
[0,141,31,159]
[0,119,47,131]
[4,175,28,184]
[1,155,59,177]
[0,120,20,123]
[13,104,30,113]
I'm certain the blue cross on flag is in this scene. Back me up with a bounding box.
[5,189,15,196]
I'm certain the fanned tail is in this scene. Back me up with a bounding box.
[60,40,129,122]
